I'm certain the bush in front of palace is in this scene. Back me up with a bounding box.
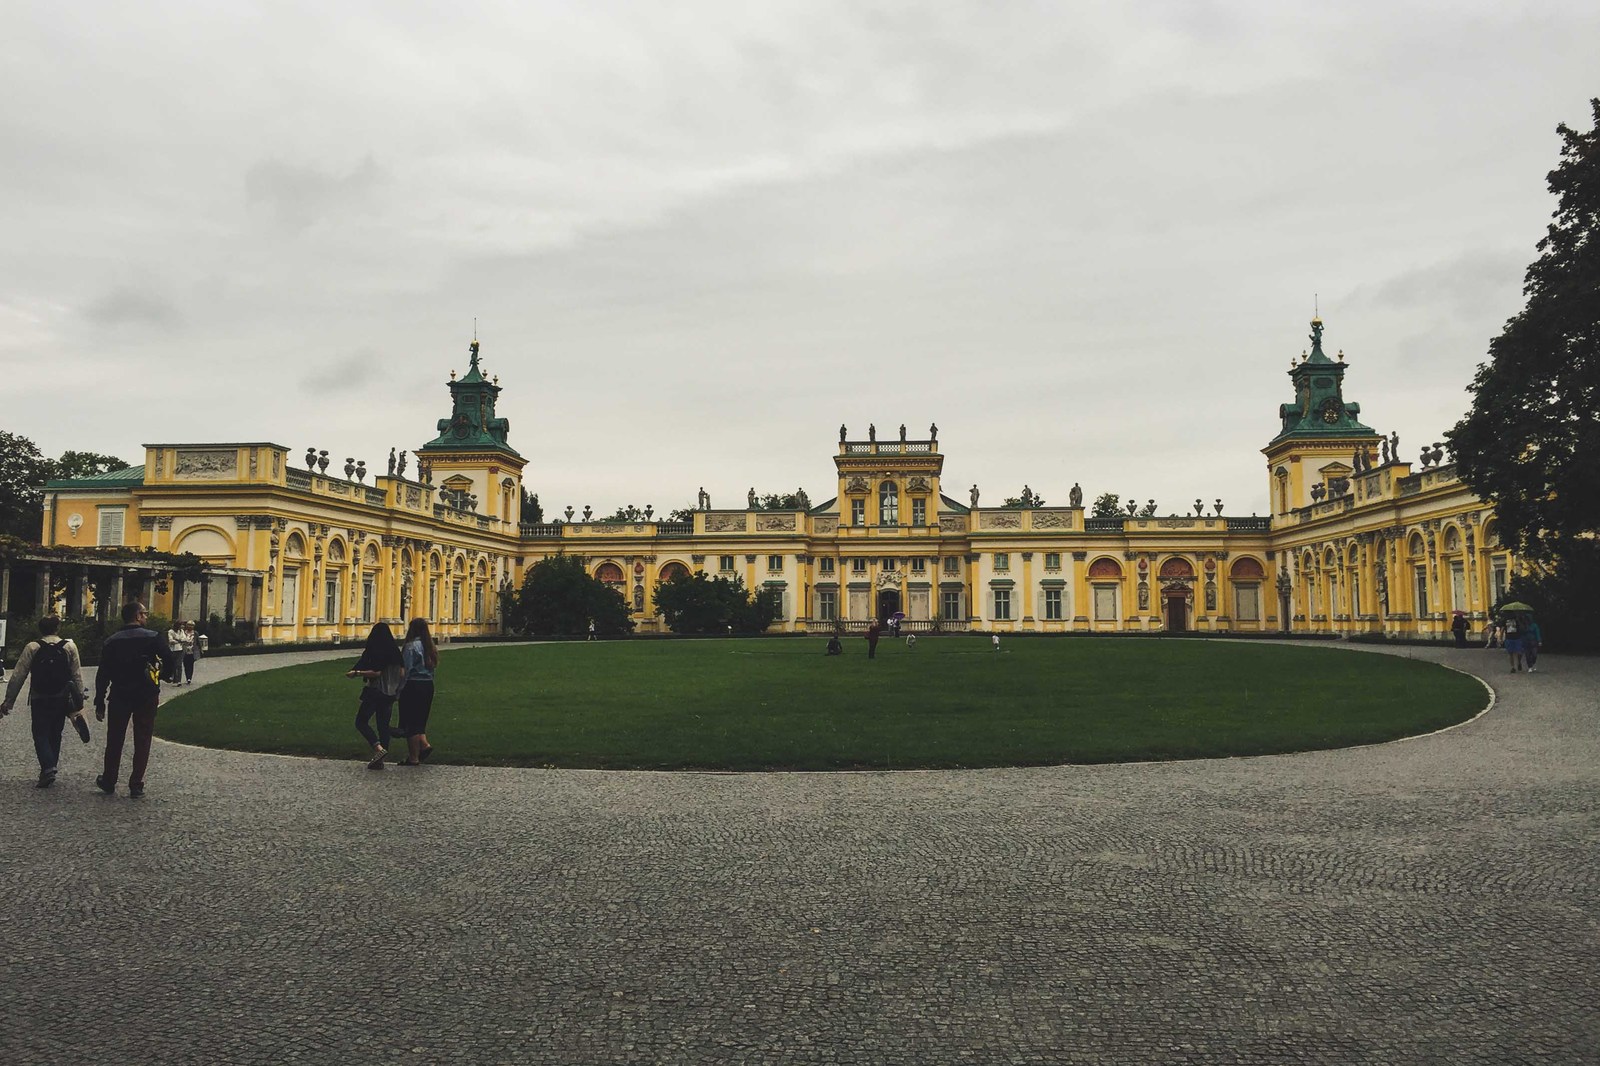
[653,571,780,635]
[503,555,633,637]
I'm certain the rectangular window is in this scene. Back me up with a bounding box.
[719,555,735,572]
[1043,588,1063,620]
[817,589,837,621]
[882,558,896,571]
[96,507,126,546]
[880,487,899,526]
[429,579,439,619]
[452,583,462,621]
[1493,563,1507,605]
[324,577,340,622]
[1413,566,1429,614]
[1044,553,1061,571]
[1450,561,1466,612]
[993,588,1012,620]
[940,590,962,620]
[994,553,1009,572]
[768,555,783,572]
[911,498,926,526]
[1235,584,1261,622]
[851,499,865,526]
[362,578,375,622]
[1093,585,1118,621]
[851,558,867,575]
[910,557,926,574]
[474,584,485,622]
[820,557,835,576]
[943,557,959,576]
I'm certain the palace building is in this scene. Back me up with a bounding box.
[24,319,1516,641]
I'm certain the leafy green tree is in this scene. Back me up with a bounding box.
[1448,99,1600,564]
[1001,486,1045,508]
[504,555,633,636]
[1090,492,1122,518]
[653,571,778,634]
[519,489,543,524]
[1138,500,1159,517]
[663,506,696,523]
[756,492,802,510]
[0,431,54,538]
[599,504,649,523]
[53,450,128,480]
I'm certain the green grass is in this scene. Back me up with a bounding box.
[157,638,1488,770]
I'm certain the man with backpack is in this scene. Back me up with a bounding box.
[94,601,176,799]
[1,614,91,788]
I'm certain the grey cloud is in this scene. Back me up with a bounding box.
[246,155,384,231]
[1346,250,1528,317]
[81,285,181,329]
[301,347,383,394]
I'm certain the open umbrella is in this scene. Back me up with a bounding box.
[1498,601,1535,612]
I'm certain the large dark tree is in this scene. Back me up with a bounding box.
[0,431,55,538]
[1090,492,1122,519]
[504,555,633,636]
[652,571,779,635]
[1447,99,1600,651]
[53,450,128,480]
[1448,99,1600,560]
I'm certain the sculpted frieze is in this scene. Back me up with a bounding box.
[978,511,1021,529]
[1032,510,1071,529]
[174,449,237,478]
[705,513,746,533]
[755,514,796,531]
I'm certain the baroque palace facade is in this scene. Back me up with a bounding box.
[32,320,1517,642]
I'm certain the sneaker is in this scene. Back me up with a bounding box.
[95,775,115,795]
[367,747,387,770]
[71,716,91,744]
[128,784,145,799]
[37,770,56,788]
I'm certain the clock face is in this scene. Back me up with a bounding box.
[1320,399,1342,424]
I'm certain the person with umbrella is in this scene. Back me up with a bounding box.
[1499,601,1535,673]
[1451,610,1469,647]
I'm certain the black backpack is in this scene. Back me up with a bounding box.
[30,640,72,698]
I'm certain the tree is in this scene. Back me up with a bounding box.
[1447,99,1600,563]
[519,488,543,525]
[1445,100,1600,651]
[53,450,128,480]
[1138,500,1158,517]
[755,492,802,510]
[503,555,633,636]
[1001,486,1045,508]
[1090,492,1122,518]
[663,506,696,523]
[599,504,649,523]
[653,571,778,634]
[0,431,54,538]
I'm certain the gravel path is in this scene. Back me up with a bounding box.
[1,641,1594,1065]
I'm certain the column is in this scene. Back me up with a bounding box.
[111,569,125,616]
[198,576,211,623]
[38,564,52,614]
[225,576,238,624]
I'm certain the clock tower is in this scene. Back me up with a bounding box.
[415,338,526,527]
[1262,317,1382,517]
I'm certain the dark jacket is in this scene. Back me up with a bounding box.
[95,625,174,707]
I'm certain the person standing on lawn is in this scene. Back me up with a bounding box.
[865,620,881,659]
[1,614,92,788]
[94,602,177,798]
[392,618,439,766]
[347,622,407,769]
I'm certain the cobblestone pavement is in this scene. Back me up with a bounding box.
[1,642,1596,1065]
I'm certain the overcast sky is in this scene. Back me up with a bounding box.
[3,2,1595,518]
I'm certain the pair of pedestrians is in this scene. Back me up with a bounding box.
[2,603,176,796]
[348,618,438,769]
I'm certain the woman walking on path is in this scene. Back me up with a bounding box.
[1503,616,1525,673]
[1525,619,1543,673]
[168,621,195,684]
[393,618,439,766]
[346,623,406,769]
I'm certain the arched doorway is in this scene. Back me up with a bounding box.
[877,589,901,621]
[1164,585,1190,631]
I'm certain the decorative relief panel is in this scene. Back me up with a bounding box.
[846,476,870,493]
[405,487,422,507]
[978,511,1022,529]
[813,516,838,534]
[1032,510,1071,529]
[174,450,237,479]
[907,476,931,493]
[939,515,965,532]
[755,514,796,531]
[705,513,746,533]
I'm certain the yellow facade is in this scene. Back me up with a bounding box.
[35,323,1517,641]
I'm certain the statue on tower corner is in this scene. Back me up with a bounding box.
[899,424,906,442]
[697,486,709,510]
[1070,482,1083,508]
[929,422,937,442]
[840,424,847,443]
[748,486,757,509]
[397,450,408,478]
[969,484,979,507]
[469,339,481,371]
[868,423,876,442]
[387,448,396,476]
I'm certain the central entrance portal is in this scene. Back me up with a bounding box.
[1164,587,1189,632]
[877,590,901,622]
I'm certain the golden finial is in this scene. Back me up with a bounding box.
[493,375,499,385]
[1337,349,1345,362]
[450,369,457,381]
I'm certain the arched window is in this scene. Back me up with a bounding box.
[1230,557,1266,580]
[659,562,690,582]
[595,562,625,585]
[1274,467,1290,513]
[1443,526,1461,552]
[1158,557,1194,579]
[879,481,899,526]
[1087,557,1122,579]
